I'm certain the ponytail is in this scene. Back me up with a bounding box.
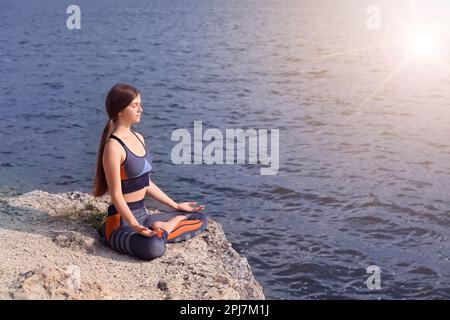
[92,119,114,197]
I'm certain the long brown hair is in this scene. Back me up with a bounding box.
[92,83,140,197]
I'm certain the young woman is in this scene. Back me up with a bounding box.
[93,83,207,260]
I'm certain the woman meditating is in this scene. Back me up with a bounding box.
[93,83,207,260]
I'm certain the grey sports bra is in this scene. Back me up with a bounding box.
[109,132,152,194]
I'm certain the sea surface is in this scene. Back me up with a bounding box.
[0,0,449,299]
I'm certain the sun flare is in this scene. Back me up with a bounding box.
[405,29,441,59]
[316,1,450,121]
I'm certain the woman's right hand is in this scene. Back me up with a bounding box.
[133,225,156,237]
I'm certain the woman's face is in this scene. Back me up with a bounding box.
[119,95,142,124]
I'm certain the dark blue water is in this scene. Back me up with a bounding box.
[0,0,449,299]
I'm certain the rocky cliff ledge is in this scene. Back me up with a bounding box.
[0,190,264,300]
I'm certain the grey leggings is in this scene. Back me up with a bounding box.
[103,199,208,260]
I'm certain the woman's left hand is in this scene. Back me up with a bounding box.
[176,202,205,212]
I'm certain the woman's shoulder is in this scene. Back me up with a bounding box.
[103,138,126,166]
[104,138,124,154]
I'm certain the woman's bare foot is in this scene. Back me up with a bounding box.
[152,215,187,234]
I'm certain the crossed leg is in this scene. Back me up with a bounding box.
[142,211,208,243]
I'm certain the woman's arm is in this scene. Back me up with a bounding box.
[146,181,206,212]
[146,181,179,210]
[137,132,204,213]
